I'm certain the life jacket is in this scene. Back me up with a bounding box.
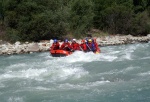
[51,42,60,50]
[93,39,100,53]
[71,43,80,51]
[80,43,87,52]
[87,42,96,52]
[60,42,72,51]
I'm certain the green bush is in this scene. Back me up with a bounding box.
[1,0,150,42]
[131,11,150,35]
[69,0,94,37]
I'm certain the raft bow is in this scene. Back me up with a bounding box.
[50,50,72,57]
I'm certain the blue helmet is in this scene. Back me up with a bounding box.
[54,39,57,43]
[65,39,68,42]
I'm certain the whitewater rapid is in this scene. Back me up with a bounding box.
[0,42,150,102]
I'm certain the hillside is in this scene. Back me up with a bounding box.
[0,0,150,42]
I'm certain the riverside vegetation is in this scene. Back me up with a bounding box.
[0,0,150,43]
[0,0,150,55]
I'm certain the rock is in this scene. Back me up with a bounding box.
[27,43,40,52]
[50,39,53,46]
[16,49,22,54]
[15,41,21,45]
[0,34,150,55]
[25,42,29,44]
[42,43,46,46]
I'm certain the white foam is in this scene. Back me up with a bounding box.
[42,51,101,64]
[109,51,120,54]
[8,96,24,102]
[43,66,89,82]
[100,54,118,62]
[121,53,132,60]
[57,50,119,62]
[35,86,54,91]
[58,80,110,90]
[140,56,150,60]
[6,63,27,70]
[138,71,150,76]
[59,67,88,79]
[0,68,47,80]
[119,66,140,74]
[63,51,100,63]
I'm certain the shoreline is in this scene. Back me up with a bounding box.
[0,34,150,55]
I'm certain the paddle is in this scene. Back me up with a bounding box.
[79,46,83,51]
[63,45,74,52]
[86,43,92,51]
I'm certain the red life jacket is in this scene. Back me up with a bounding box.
[71,43,80,51]
[50,42,60,50]
[80,43,87,51]
[60,42,72,51]
[94,41,100,52]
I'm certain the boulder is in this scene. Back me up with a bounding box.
[27,43,40,52]
[15,41,21,45]
[25,42,29,44]
[49,39,53,46]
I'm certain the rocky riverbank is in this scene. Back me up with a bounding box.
[0,34,150,55]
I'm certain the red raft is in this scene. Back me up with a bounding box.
[50,49,100,57]
[50,50,72,57]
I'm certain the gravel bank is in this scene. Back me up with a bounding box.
[0,34,150,55]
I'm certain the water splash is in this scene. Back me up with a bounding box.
[0,43,150,102]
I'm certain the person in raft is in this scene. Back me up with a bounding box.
[93,38,100,53]
[80,40,87,52]
[60,39,73,51]
[87,39,96,52]
[50,39,60,50]
[71,39,80,51]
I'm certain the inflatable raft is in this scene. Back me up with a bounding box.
[50,50,72,57]
[50,48,100,57]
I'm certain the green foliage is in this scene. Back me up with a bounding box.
[69,0,94,37]
[0,0,5,24]
[131,11,150,35]
[1,0,150,42]
[6,28,20,42]
[93,0,150,35]
[4,0,70,42]
[100,5,133,34]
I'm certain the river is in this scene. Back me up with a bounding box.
[0,42,150,102]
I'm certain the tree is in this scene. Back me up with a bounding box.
[101,5,134,34]
[69,0,94,37]
[131,11,150,35]
[4,0,70,42]
[0,0,6,25]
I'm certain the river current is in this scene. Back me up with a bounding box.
[0,42,150,102]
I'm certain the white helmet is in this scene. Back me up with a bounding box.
[72,39,76,42]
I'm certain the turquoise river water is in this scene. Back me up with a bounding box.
[0,42,150,102]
